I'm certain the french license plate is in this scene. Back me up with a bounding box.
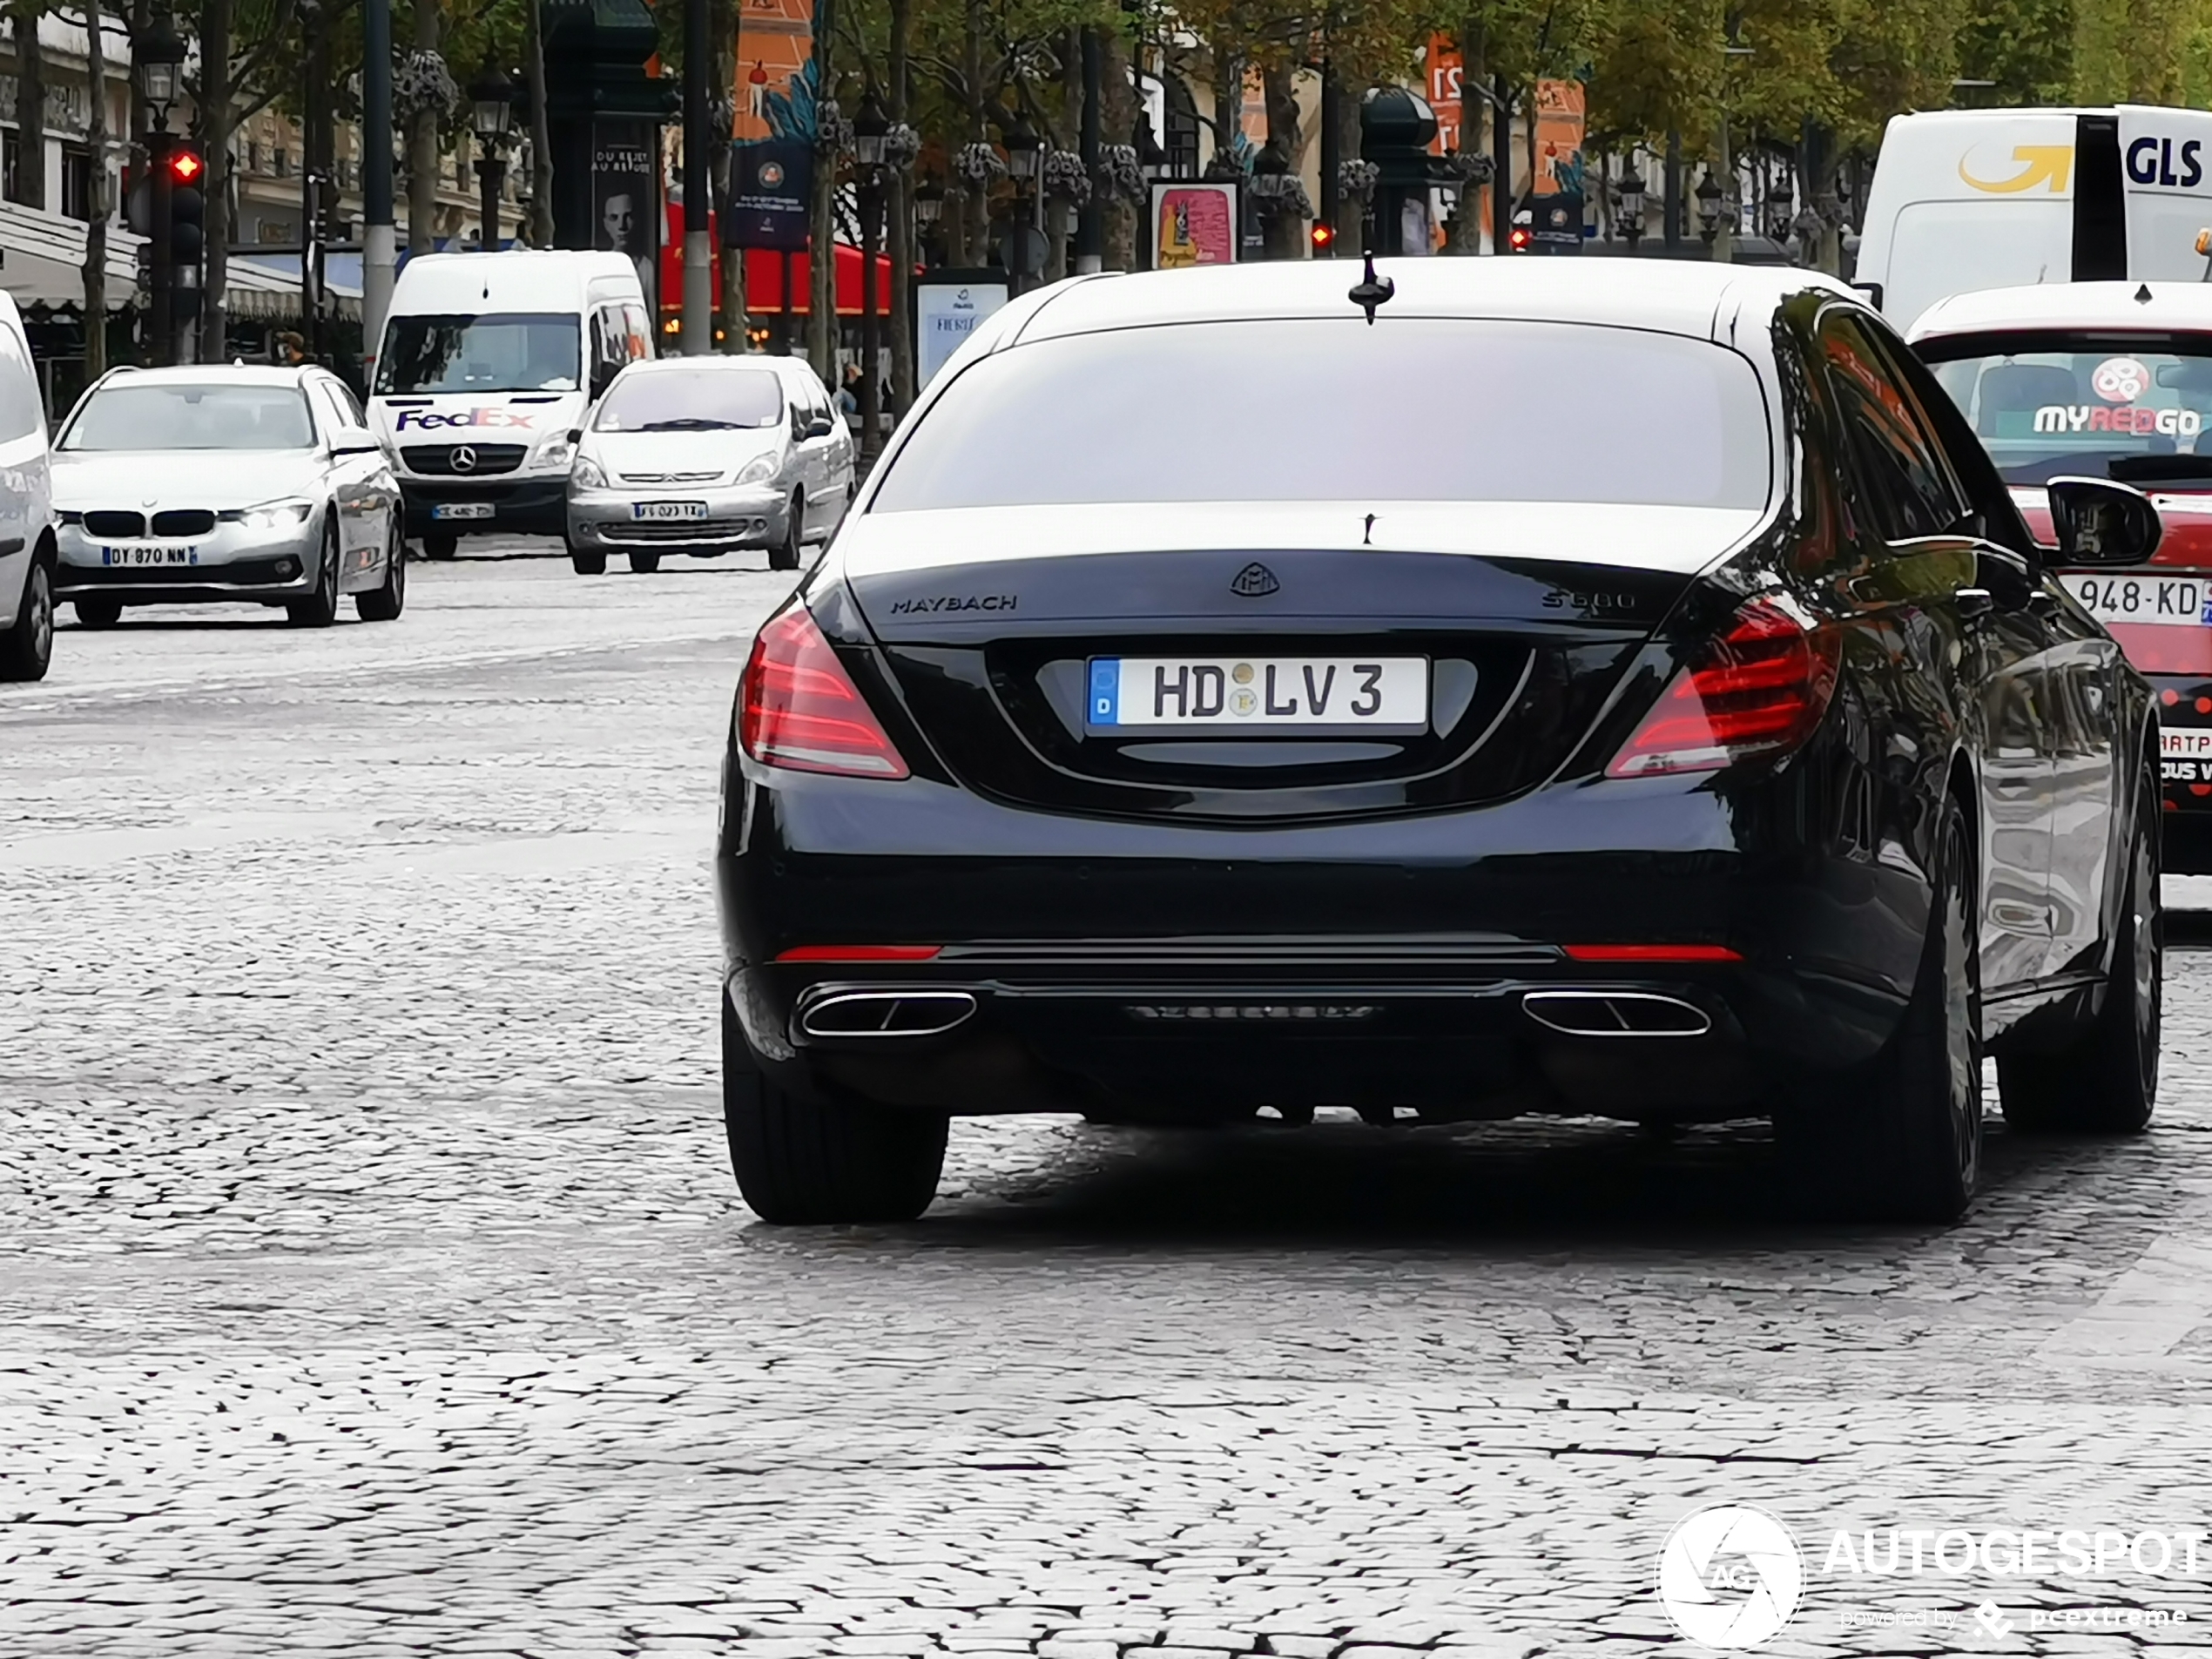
[100,544,197,567]
[432,502,496,522]
[1087,656,1429,732]
[2060,570,2212,627]
[631,501,708,522]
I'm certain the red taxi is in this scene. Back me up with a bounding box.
[1912,282,2212,833]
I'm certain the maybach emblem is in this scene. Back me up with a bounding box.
[1231,561,1280,597]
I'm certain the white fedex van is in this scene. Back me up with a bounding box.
[1855,106,2212,334]
[369,251,652,558]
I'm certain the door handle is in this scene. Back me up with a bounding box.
[1956,587,1996,623]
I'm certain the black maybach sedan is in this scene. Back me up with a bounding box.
[715,259,2163,1226]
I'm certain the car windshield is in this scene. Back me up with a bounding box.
[374,313,581,395]
[594,367,782,431]
[60,382,317,451]
[871,318,1772,511]
[1921,332,2212,487]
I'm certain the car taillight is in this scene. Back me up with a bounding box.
[1607,597,1840,779]
[738,608,910,779]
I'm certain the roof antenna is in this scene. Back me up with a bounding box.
[1348,251,1394,326]
[2137,280,2156,303]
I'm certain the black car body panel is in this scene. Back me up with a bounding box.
[714,263,2157,1129]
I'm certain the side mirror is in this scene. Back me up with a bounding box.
[567,428,583,444]
[2047,475,2163,566]
[804,417,834,440]
[330,429,383,457]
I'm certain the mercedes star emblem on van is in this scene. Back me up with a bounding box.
[1959,144,2074,194]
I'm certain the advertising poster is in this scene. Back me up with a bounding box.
[1426,35,1462,157]
[1150,182,1238,269]
[726,0,821,252]
[915,273,1009,388]
[592,122,660,307]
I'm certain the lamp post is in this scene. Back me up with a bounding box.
[1001,114,1042,293]
[470,62,515,250]
[1695,170,1723,244]
[852,91,889,457]
[1133,111,1169,267]
[913,177,945,267]
[1617,163,1646,251]
[134,15,186,365]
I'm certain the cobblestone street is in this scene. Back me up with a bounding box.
[9,550,2212,1656]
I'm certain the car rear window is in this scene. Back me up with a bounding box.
[871,317,1772,512]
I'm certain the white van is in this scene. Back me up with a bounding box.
[1856,106,2212,334]
[0,290,54,680]
[368,251,652,558]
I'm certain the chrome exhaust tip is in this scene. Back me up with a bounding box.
[1521,990,1712,1038]
[798,989,978,1039]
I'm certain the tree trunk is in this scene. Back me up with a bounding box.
[406,0,438,254]
[78,0,105,375]
[1211,51,1239,176]
[886,0,911,403]
[953,0,982,269]
[527,0,553,245]
[197,0,229,363]
[1450,19,1484,253]
[1099,30,1134,271]
[15,0,46,210]
[1260,61,1301,259]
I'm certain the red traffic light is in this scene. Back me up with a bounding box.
[1311,222,1335,253]
[167,148,204,185]
[1508,226,1531,252]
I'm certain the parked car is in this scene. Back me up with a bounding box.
[368,250,651,559]
[0,289,55,680]
[716,258,2163,1226]
[52,365,405,627]
[564,354,853,575]
[1910,280,2212,837]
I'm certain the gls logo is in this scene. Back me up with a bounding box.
[2128,136,2205,189]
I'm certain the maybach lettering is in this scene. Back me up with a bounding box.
[886,594,1019,616]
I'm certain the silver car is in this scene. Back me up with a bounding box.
[52,365,406,629]
[563,355,854,575]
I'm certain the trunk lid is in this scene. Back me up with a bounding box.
[840,503,1757,822]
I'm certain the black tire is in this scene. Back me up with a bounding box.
[768,493,803,571]
[1780,792,1982,1222]
[568,542,607,575]
[627,550,662,574]
[722,1002,947,1224]
[74,597,122,630]
[286,523,341,627]
[0,554,53,681]
[423,529,459,561]
[354,523,407,622]
[1998,767,2160,1134]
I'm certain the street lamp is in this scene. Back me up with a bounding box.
[1768,169,1793,240]
[850,91,891,457]
[1618,163,1646,250]
[1002,115,1042,185]
[133,16,185,125]
[1695,170,1723,242]
[469,61,515,251]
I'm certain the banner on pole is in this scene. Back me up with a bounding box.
[726,0,822,250]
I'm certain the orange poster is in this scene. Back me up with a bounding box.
[734,0,818,143]
[1426,36,1462,158]
[1533,78,1586,197]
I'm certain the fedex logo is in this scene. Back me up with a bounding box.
[391,408,540,431]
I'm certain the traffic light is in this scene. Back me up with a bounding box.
[167,142,206,270]
[1311,221,1336,257]
[1507,221,1532,253]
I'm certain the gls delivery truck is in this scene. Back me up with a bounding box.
[1855,106,2212,333]
[368,251,653,558]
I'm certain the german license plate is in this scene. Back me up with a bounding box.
[2060,570,2212,626]
[433,502,495,522]
[1086,656,1429,732]
[632,501,709,522]
[100,544,197,566]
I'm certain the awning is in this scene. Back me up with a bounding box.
[660,204,895,315]
[0,200,141,309]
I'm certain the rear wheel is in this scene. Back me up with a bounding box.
[722,1003,946,1224]
[1999,766,2160,1134]
[627,550,662,574]
[423,529,459,561]
[1780,793,1982,1222]
[0,555,53,680]
[768,493,803,571]
[354,523,406,622]
[74,597,122,630]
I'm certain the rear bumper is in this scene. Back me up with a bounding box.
[399,477,567,537]
[715,761,1935,1122]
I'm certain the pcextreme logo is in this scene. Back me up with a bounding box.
[1657,1504,1806,1649]
[1959,143,2075,194]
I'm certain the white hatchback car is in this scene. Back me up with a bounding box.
[0,289,56,680]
